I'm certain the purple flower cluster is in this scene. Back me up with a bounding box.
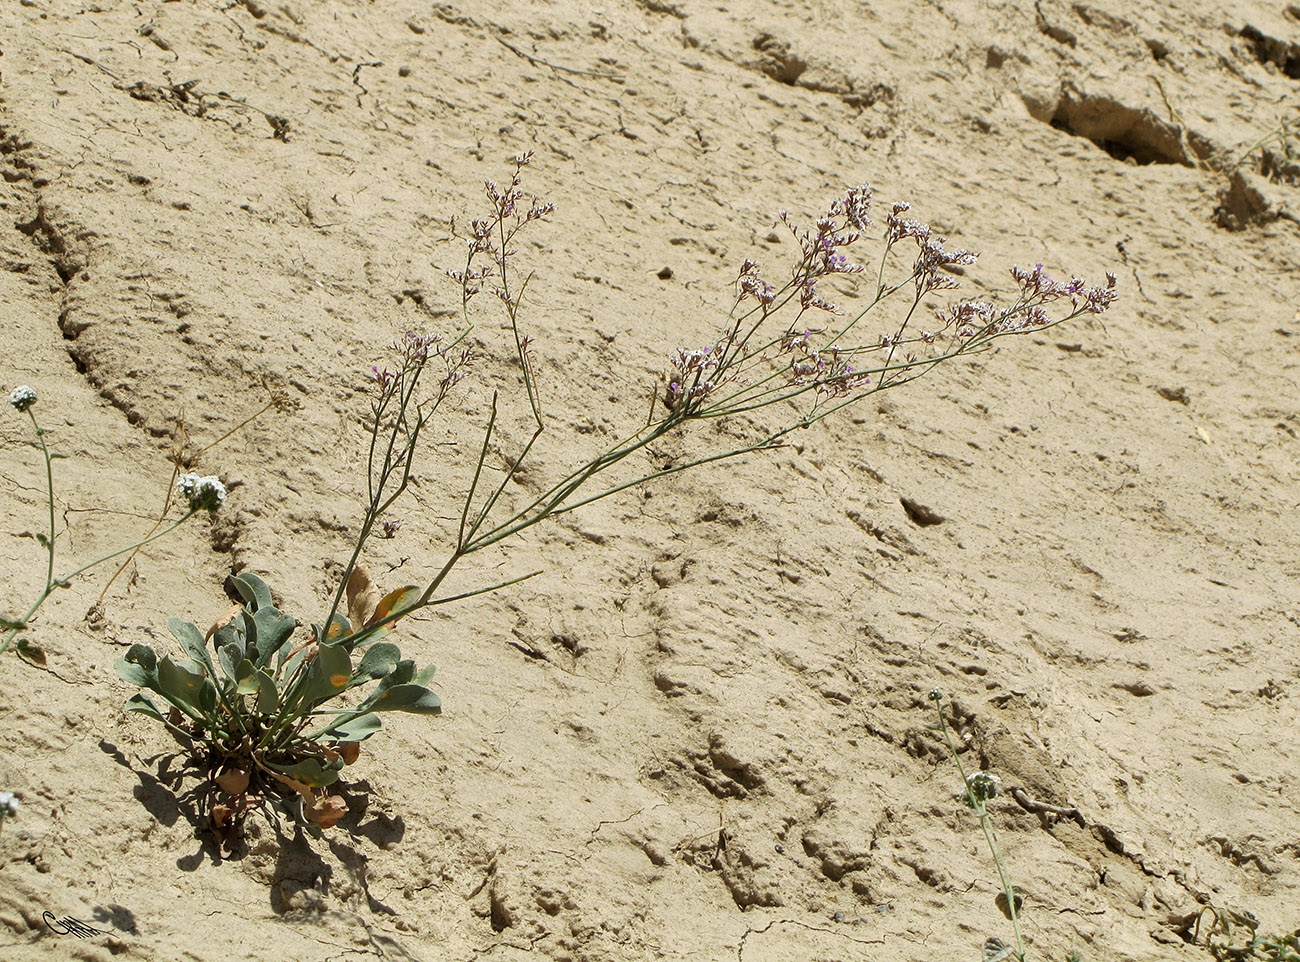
[737,259,776,308]
[1010,263,1118,314]
[778,331,871,398]
[772,183,874,316]
[885,202,977,296]
[931,264,1119,342]
[448,152,555,305]
[664,343,741,410]
[932,300,1000,339]
[371,330,473,404]
[484,152,556,227]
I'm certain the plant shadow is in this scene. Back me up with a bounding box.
[102,739,407,899]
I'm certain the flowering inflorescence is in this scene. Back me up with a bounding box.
[177,473,227,513]
[927,264,1119,345]
[0,791,17,821]
[372,331,474,411]
[660,184,1118,422]
[664,343,739,411]
[1010,262,1118,314]
[450,152,556,306]
[484,152,556,229]
[773,183,874,315]
[966,771,1002,804]
[737,259,776,309]
[8,385,36,413]
[780,331,871,398]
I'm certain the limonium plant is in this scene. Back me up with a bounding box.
[117,154,1116,840]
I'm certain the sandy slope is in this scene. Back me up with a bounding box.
[1,0,1298,960]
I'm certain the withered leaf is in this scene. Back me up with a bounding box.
[346,567,382,632]
[205,602,245,642]
[305,794,348,829]
[215,768,250,796]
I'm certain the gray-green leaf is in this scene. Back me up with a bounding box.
[352,643,400,686]
[168,618,216,677]
[300,643,351,711]
[366,683,440,715]
[253,606,296,667]
[230,572,273,612]
[266,756,342,788]
[318,712,382,742]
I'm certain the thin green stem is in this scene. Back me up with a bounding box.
[933,697,1027,961]
[30,410,55,596]
[2,511,198,654]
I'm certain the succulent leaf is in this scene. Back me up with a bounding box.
[168,618,217,677]
[353,642,401,686]
[124,691,169,723]
[157,656,209,718]
[218,643,243,684]
[318,712,382,742]
[253,606,295,666]
[230,572,273,612]
[120,643,158,674]
[253,669,278,714]
[233,658,259,693]
[367,683,441,714]
[212,620,245,654]
[266,756,342,788]
[324,613,352,643]
[301,643,352,711]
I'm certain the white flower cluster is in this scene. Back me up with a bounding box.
[966,771,1002,802]
[177,472,227,513]
[8,385,36,413]
[0,791,19,819]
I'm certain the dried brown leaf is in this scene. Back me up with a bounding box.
[346,567,382,632]
[304,794,348,829]
[205,602,246,642]
[215,768,250,796]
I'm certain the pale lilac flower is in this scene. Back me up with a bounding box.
[737,260,776,307]
[934,300,998,339]
[664,343,740,410]
[915,238,977,294]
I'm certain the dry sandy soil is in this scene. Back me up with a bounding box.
[2,0,1299,960]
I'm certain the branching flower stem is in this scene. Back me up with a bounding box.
[2,405,201,655]
[321,162,1115,654]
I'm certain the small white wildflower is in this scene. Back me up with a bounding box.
[8,385,36,413]
[177,472,227,513]
[966,771,1001,802]
[928,687,943,702]
[0,791,18,818]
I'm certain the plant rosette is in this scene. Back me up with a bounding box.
[116,570,438,839]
